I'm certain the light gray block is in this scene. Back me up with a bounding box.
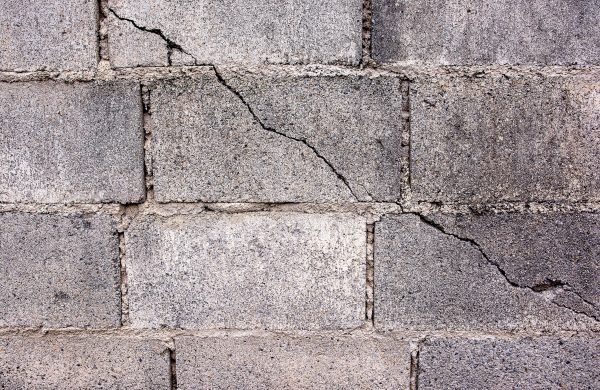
[0,0,97,71]
[0,213,120,328]
[372,0,600,65]
[374,214,599,331]
[419,337,600,389]
[0,336,170,389]
[176,336,411,389]
[108,0,362,67]
[150,73,403,202]
[126,213,365,330]
[0,82,145,203]
[411,75,600,203]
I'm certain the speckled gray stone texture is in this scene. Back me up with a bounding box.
[419,337,600,389]
[0,213,120,328]
[0,0,97,71]
[410,75,600,203]
[0,82,145,203]
[126,213,365,330]
[176,336,411,389]
[0,336,170,389]
[372,0,600,65]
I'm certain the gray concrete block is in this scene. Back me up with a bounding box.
[419,337,600,389]
[410,75,600,203]
[108,0,362,67]
[0,81,145,203]
[126,213,365,330]
[0,0,97,71]
[0,213,120,328]
[374,214,599,331]
[0,336,170,389]
[176,336,411,389]
[372,0,600,65]
[150,73,403,202]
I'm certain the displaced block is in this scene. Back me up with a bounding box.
[0,82,145,203]
[108,0,362,67]
[176,336,411,389]
[0,213,120,328]
[411,75,600,203]
[150,73,403,202]
[419,337,600,389]
[126,213,365,330]
[0,336,170,389]
[0,0,97,71]
[374,214,599,331]
[372,0,600,65]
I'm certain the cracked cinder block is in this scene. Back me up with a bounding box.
[0,0,97,71]
[150,72,403,202]
[0,81,145,204]
[419,337,600,389]
[411,75,600,203]
[0,213,121,328]
[108,0,361,67]
[176,336,411,389]
[374,214,600,331]
[0,336,170,389]
[126,213,365,330]
[372,0,600,65]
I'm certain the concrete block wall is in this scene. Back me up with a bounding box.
[0,0,599,388]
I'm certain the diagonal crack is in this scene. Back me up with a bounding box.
[109,9,199,66]
[211,66,359,201]
[413,212,600,322]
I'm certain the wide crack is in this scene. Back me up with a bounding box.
[413,212,600,322]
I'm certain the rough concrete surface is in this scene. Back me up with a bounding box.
[0,0,97,71]
[411,75,600,203]
[419,337,600,389]
[372,0,600,65]
[108,0,362,67]
[150,72,403,202]
[0,336,170,389]
[176,336,411,389]
[0,212,120,328]
[0,81,145,204]
[374,214,599,331]
[126,213,365,330]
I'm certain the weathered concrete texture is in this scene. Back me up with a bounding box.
[374,214,599,331]
[150,73,403,202]
[126,213,365,330]
[176,336,410,389]
[0,82,145,204]
[108,0,361,67]
[0,336,170,389]
[411,75,600,203]
[419,337,600,389]
[0,0,97,71]
[0,213,120,328]
[429,213,600,321]
[372,0,600,65]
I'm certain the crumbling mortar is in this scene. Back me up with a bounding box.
[399,79,412,209]
[361,0,374,67]
[117,205,140,327]
[141,84,155,202]
[169,343,178,390]
[97,0,109,63]
[409,339,422,390]
[366,222,375,325]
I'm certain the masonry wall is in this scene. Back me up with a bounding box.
[0,0,599,389]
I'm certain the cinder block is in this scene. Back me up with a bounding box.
[410,75,600,203]
[176,336,411,389]
[0,213,120,328]
[126,213,365,330]
[419,337,600,389]
[108,0,362,67]
[374,214,599,331]
[0,336,170,389]
[372,0,600,65]
[0,82,145,203]
[0,0,97,71]
[150,73,403,202]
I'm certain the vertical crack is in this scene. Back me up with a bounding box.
[169,345,178,390]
